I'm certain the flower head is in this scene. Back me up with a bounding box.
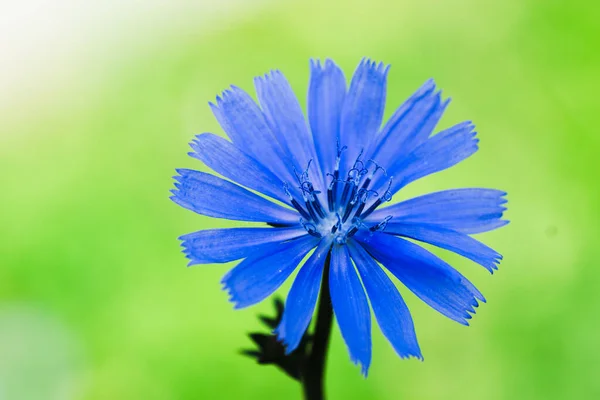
[171,58,507,375]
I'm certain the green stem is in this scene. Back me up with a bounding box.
[301,255,333,400]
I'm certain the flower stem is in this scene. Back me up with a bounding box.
[302,254,333,400]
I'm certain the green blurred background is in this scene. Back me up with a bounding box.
[1,0,599,398]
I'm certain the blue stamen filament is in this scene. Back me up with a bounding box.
[353,189,377,220]
[301,219,322,238]
[359,177,393,219]
[311,196,327,219]
[305,199,319,221]
[326,176,336,212]
[339,181,354,210]
[284,183,312,220]
[285,145,394,244]
[369,215,392,233]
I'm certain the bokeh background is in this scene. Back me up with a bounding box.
[2,0,599,399]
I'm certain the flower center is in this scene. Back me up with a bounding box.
[286,146,393,242]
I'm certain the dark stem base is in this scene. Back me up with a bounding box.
[301,254,333,400]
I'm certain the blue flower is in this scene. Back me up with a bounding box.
[171,58,507,375]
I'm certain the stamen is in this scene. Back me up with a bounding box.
[341,187,372,223]
[369,215,392,233]
[340,166,367,207]
[330,141,347,208]
[293,168,303,186]
[382,177,394,202]
[295,168,326,221]
[346,218,368,238]
[346,225,359,237]
[353,189,378,218]
[336,138,348,159]
[367,159,387,176]
[330,213,342,234]
[286,147,395,242]
[359,199,382,220]
[300,181,312,196]
[360,177,371,193]
[305,159,313,174]
[293,159,314,191]
[339,180,354,207]
[359,163,379,191]
[341,191,359,223]
[311,196,327,219]
[284,183,311,221]
[347,168,359,183]
[357,177,393,219]
[352,148,365,170]
[305,199,319,221]
[355,159,386,198]
[326,176,335,212]
[301,219,322,238]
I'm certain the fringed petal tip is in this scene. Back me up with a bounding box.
[454,292,490,326]
[401,78,437,102]
[347,354,371,377]
[253,69,285,85]
[185,260,197,268]
[187,133,209,157]
[179,244,200,268]
[480,251,503,275]
[221,85,239,99]
[309,58,324,73]
[311,56,391,81]
[396,350,424,361]
[271,320,302,356]
[209,86,247,112]
[221,279,247,310]
[488,252,504,275]
[310,58,344,72]
[169,193,185,208]
[358,57,391,76]
[274,327,297,356]
[178,238,194,263]
[361,365,370,378]
[422,77,436,89]
[309,58,319,68]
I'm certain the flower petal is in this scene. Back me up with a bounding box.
[255,70,324,189]
[356,231,484,325]
[340,59,389,173]
[347,240,422,360]
[383,223,502,273]
[373,122,479,194]
[189,133,299,204]
[222,235,319,309]
[180,227,306,266]
[386,121,479,194]
[366,79,439,168]
[367,188,508,234]
[276,238,333,353]
[171,169,298,224]
[308,59,346,176]
[330,244,371,375]
[210,86,297,184]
